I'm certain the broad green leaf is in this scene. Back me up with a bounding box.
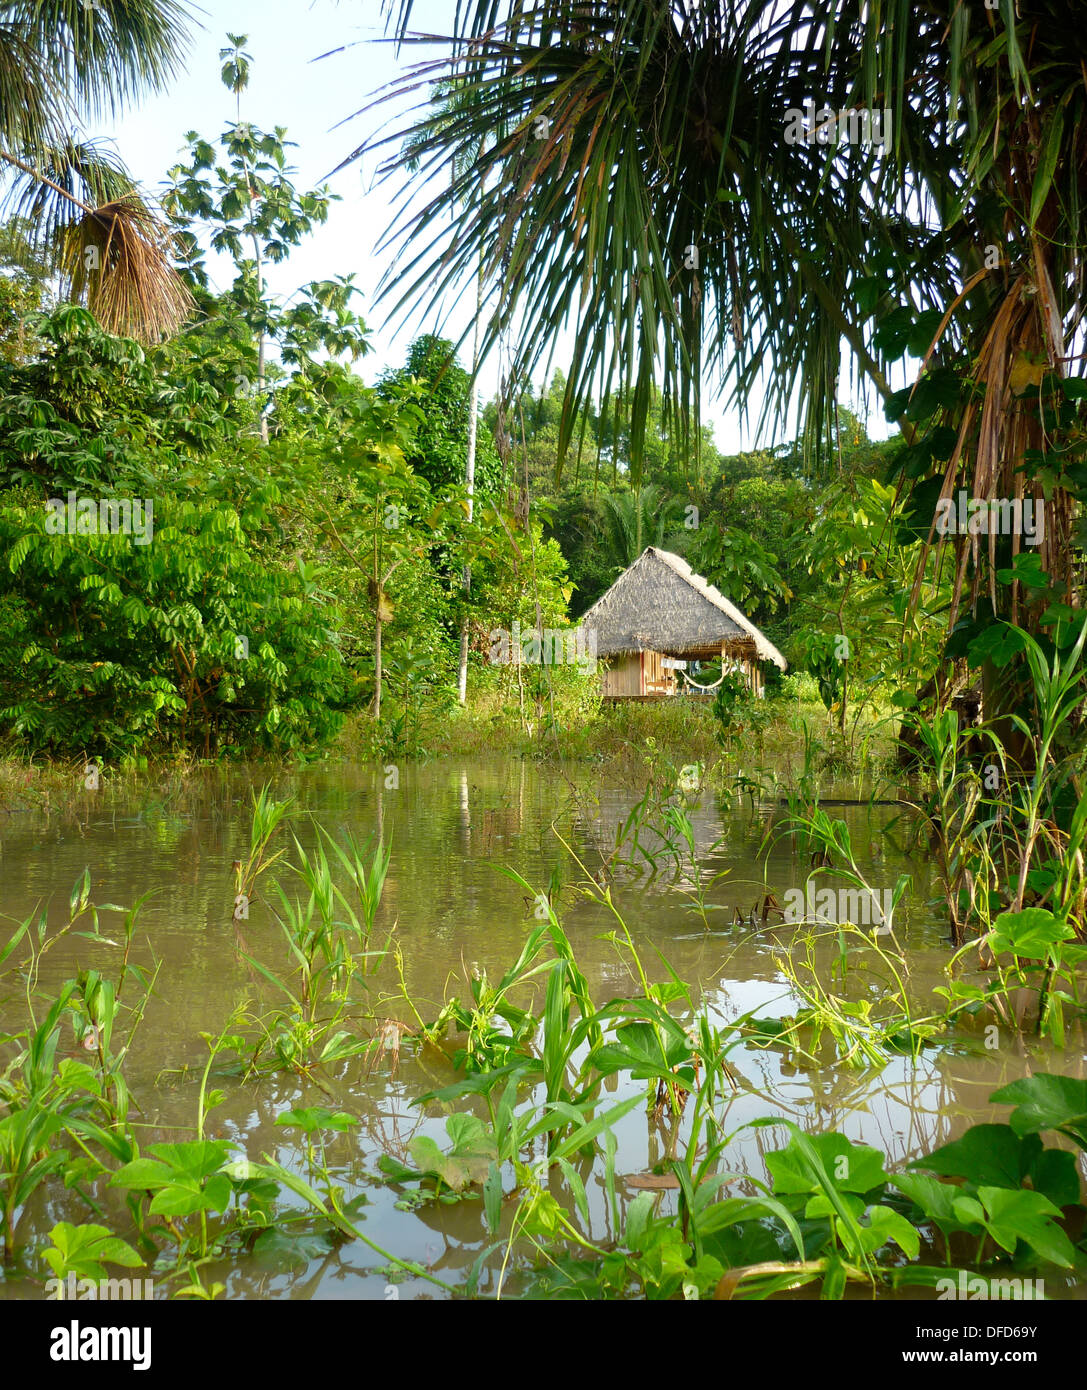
[989,909,1072,961]
[275,1107,358,1134]
[909,1124,1037,1189]
[834,1204,920,1260]
[42,1222,143,1282]
[892,1172,970,1232]
[251,1228,334,1270]
[990,1074,1087,1149]
[766,1132,886,1195]
[976,1186,1075,1268]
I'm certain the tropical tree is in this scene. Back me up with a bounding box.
[162,38,363,440]
[365,1,1086,699]
[0,0,195,339]
[599,485,685,576]
[0,217,51,363]
[0,306,353,758]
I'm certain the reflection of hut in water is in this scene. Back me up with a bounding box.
[581,546,787,699]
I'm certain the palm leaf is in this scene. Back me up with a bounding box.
[0,2,194,341]
[360,2,958,479]
[10,0,193,125]
[0,11,66,153]
[1,140,193,340]
[366,1,1085,634]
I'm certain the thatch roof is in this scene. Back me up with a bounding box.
[581,547,788,669]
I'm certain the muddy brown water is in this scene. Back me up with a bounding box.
[0,757,1084,1299]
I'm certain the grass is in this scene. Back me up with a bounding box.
[335,685,901,787]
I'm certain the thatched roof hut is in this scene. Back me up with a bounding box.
[581,546,787,698]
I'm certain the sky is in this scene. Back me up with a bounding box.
[87,0,901,456]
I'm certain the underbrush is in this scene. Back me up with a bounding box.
[335,686,897,788]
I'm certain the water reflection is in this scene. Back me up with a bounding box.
[1,757,1083,1298]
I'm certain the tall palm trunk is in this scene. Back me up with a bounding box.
[457,190,486,704]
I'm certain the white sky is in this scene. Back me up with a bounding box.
[86,0,900,455]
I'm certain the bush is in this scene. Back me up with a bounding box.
[0,492,349,758]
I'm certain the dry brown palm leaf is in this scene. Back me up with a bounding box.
[61,193,193,342]
[0,145,192,341]
[904,267,1064,636]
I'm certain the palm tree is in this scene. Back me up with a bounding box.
[600,485,684,575]
[368,2,1085,672]
[0,0,194,340]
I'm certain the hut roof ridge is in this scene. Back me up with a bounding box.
[581,545,787,670]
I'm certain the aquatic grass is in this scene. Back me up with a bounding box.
[232,785,296,927]
[223,804,400,1086]
[898,707,1009,946]
[4,836,1087,1300]
[761,924,939,1069]
[772,806,912,958]
[1006,618,1087,913]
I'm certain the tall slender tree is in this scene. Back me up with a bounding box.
[400,74,509,704]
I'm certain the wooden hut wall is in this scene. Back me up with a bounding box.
[603,645,769,699]
[601,653,642,697]
[601,651,679,698]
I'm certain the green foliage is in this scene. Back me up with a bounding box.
[375,886,1087,1300]
[378,335,502,496]
[2,806,1086,1300]
[990,1073,1087,1152]
[0,43,467,757]
[0,219,51,366]
[598,484,686,575]
[710,669,763,745]
[688,520,791,614]
[379,1114,498,1206]
[0,475,349,757]
[42,1222,143,1284]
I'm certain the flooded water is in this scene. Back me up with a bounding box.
[1,757,1084,1298]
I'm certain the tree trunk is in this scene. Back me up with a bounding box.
[374,616,383,722]
[251,229,268,446]
[457,247,484,704]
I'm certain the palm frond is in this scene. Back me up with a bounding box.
[0,13,66,152]
[0,137,133,248]
[0,3,195,341]
[0,141,193,341]
[63,193,194,341]
[9,0,193,123]
[359,1,963,479]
